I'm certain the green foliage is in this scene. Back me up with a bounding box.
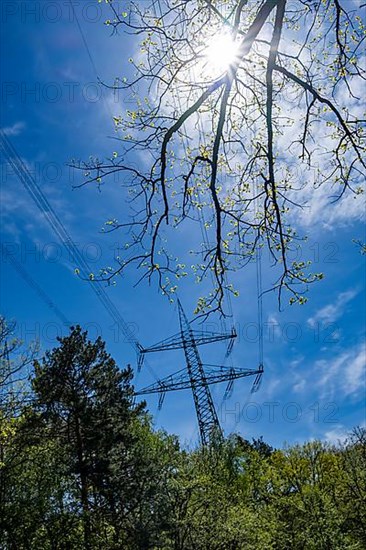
[0,323,365,549]
[72,0,366,315]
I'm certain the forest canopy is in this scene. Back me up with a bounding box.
[0,322,365,549]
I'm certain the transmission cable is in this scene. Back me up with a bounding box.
[0,130,159,384]
[5,253,71,327]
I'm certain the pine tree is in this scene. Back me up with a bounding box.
[31,325,145,549]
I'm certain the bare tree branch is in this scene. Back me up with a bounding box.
[72,0,366,315]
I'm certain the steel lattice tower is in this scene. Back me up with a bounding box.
[177,300,222,445]
[136,300,263,446]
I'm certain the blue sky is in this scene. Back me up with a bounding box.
[1,0,365,449]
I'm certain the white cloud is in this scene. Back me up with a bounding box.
[324,424,349,445]
[299,187,366,229]
[345,346,366,396]
[324,419,366,445]
[266,313,282,339]
[259,376,281,400]
[307,289,357,328]
[293,378,306,393]
[2,122,26,136]
[290,357,305,369]
[317,342,366,399]
[279,92,366,232]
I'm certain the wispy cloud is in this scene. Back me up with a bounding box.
[307,290,357,328]
[2,122,26,136]
[293,378,306,393]
[346,346,366,396]
[317,342,366,399]
[324,424,349,445]
[295,174,366,229]
[323,419,366,445]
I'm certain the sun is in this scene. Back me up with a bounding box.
[204,33,240,76]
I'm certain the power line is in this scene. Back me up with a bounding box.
[5,253,71,327]
[151,1,266,439]
[0,129,159,383]
[67,0,100,80]
[67,0,121,128]
[151,0,232,439]
[136,299,262,446]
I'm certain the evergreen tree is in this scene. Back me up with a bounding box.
[31,325,145,549]
[1,322,365,549]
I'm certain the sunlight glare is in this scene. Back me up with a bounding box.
[204,33,240,75]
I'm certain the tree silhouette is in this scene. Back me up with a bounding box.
[73,0,365,315]
[32,326,144,548]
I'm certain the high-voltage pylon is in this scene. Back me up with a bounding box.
[136,300,263,446]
